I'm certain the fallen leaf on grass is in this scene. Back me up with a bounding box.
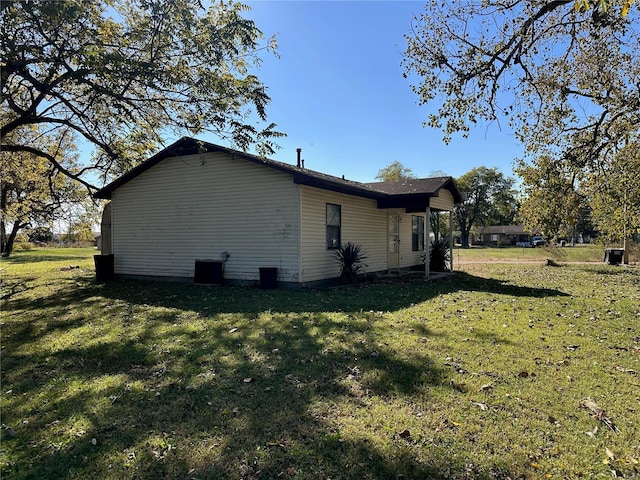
[266,441,285,449]
[471,401,488,411]
[580,398,619,434]
[586,425,599,438]
[444,419,461,428]
[615,366,637,375]
[606,447,616,460]
[228,328,238,334]
[243,378,253,383]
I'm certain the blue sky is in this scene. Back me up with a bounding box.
[200,1,523,182]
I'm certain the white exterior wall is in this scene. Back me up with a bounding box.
[299,186,388,283]
[398,212,425,268]
[299,187,425,283]
[430,189,455,211]
[110,152,300,282]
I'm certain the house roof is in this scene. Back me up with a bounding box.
[364,177,454,195]
[363,177,462,211]
[94,137,462,210]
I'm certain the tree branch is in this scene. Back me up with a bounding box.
[1,144,97,193]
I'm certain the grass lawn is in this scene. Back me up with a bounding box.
[454,243,639,264]
[1,248,639,479]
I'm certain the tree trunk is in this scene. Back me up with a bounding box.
[461,232,470,248]
[0,220,6,255]
[455,212,472,248]
[1,221,22,257]
[623,234,630,265]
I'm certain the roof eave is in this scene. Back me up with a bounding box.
[376,193,433,210]
[292,174,382,200]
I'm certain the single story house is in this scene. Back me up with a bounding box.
[472,225,533,247]
[94,137,462,287]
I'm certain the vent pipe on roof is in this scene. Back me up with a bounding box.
[296,148,301,168]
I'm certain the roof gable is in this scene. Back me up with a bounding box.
[94,137,461,209]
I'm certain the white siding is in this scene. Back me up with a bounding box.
[111,152,300,281]
[430,189,455,211]
[399,213,424,268]
[300,186,388,283]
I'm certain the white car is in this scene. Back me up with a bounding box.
[532,236,545,246]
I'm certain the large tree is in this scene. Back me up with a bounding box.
[1,0,282,191]
[403,0,639,151]
[404,0,639,254]
[516,154,586,243]
[585,142,640,262]
[1,127,83,256]
[454,167,517,247]
[375,161,416,182]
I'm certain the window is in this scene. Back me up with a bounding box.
[326,203,341,249]
[412,215,425,251]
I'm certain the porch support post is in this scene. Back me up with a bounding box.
[425,206,430,279]
[449,211,454,272]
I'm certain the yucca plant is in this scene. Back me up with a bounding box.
[429,238,451,272]
[333,242,367,284]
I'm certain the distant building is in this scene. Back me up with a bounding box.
[472,226,534,247]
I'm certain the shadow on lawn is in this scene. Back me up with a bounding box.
[1,270,562,479]
[2,315,506,479]
[6,270,568,317]
[106,271,566,315]
[2,253,92,265]
[0,277,36,301]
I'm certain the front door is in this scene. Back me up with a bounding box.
[388,214,400,269]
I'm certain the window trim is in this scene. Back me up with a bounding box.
[412,215,425,252]
[326,203,341,250]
